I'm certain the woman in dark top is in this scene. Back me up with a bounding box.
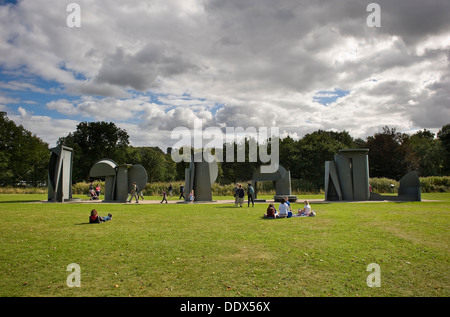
[264,203,277,218]
[89,209,112,223]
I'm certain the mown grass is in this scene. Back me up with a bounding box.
[0,193,448,297]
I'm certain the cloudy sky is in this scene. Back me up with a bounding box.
[0,0,449,150]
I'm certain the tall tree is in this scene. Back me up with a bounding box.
[437,124,450,175]
[0,112,49,186]
[126,146,177,182]
[295,130,355,189]
[58,121,129,182]
[407,129,445,176]
[366,126,409,180]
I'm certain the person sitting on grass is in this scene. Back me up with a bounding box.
[298,200,315,217]
[89,209,112,223]
[284,196,292,213]
[264,203,277,218]
[89,188,98,200]
[278,198,291,218]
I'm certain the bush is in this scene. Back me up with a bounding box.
[291,178,321,194]
[72,181,105,195]
[0,186,46,194]
[369,178,399,193]
[420,176,450,193]
[5,176,450,196]
[369,176,450,193]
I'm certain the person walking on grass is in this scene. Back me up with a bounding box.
[128,182,139,203]
[247,183,255,207]
[236,184,245,207]
[179,183,185,200]
[161,189,168,204]
[137,184,144,200]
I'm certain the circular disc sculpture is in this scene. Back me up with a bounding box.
[89,159,148,202]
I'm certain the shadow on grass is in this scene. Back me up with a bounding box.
[0,200,43,204]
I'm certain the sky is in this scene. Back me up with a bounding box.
[0,0,449,151]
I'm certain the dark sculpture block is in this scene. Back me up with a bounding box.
[325,149,370,201]
[184,152,218,202]
[48,145,78,202]
[325,148,421,202]
[251,164,297,202]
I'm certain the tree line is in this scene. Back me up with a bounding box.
[1,111,449,190]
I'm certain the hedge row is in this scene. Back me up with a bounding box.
[1,176,448,195]
[71,176,450,196]
[369,176,450,193]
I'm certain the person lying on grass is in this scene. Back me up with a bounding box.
[89,209,112,223]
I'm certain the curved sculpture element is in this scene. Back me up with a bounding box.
[89,159,148,202]
[398,171,421,200]
[89,159,118,201]
[370,171,421,202]
[128,164,148,194]
[251,164,297,202]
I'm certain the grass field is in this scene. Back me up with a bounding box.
[0,193,448,297]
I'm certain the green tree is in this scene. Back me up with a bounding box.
[366,126,409,180]
[219,137,260,184]
[279,135,300,176]
[58,121,129,182]
[126,146,177,182]
[0,112,49,186]
[295,130,355,189]
[407,129,445,176]
[437,123,450,175]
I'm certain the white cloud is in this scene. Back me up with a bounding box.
[0,0,449,148]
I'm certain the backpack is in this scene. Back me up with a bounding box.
[249,186,254,195]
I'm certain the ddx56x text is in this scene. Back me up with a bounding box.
[224,301,270,312]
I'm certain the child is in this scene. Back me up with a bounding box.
[89,209,112,223]
[189,190,195,204]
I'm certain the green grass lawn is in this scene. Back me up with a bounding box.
[0,193,448,297]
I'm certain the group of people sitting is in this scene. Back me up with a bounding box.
[264,199,315,219]
[89,182,101,200]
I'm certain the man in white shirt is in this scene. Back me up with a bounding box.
[278,199,290,218]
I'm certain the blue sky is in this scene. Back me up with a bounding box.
[313,89,350,107]
[1,0,449,149]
